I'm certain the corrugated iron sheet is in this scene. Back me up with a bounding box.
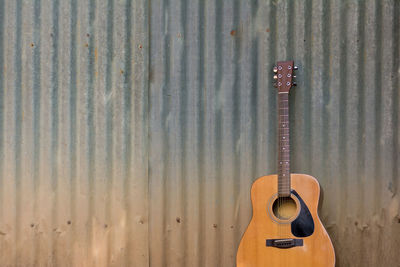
[1,0,148,266]
[0,0,399,266]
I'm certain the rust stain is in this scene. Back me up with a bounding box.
[266,28,270,33]
[94,47,98,62]
[230,30,236,36]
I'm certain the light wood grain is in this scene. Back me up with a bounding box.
[237,174,335,267]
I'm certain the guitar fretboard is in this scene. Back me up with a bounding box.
[278,92,290,196]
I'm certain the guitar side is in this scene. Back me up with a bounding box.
[237,174,335,267]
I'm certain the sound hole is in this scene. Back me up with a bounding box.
[272,196,297,220]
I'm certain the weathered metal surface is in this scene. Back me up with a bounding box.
[0,0,399,266]
[148,0,399,266]
[0,0,148,266]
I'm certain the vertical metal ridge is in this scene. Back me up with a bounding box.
[377,1,396,263]
[2,1,14,263]
[50,0,60,265]
[390,1,400,260]
[13,0,22,265]
[160,0,170,265]
[147,0,153,265]
[0,0,4,264]
[213,0,223,266]
[148,0,156,265]
[197,1,206,265]
[249,37,258,186]
[286,0,295,58]
[231,0,241,261]
[0,0,4,242]
[392,0,400,197]
[321,0,331,192]
[128,0,150,264]
[303,0,312,172]
[165,0,185,264]
[267,0,277,172]
[295,0,307,170]
[148,0,167,265]
[290,1,301,173]
[104,0,114,265]
[68,0,78,264]
[214,0,223,264]
[309,0,324,179]
[372,2,384,264]
[356,0,367,264]
[338,0,348,227]
[202,1,218,265]
[123,0,133,266]
[356,0,366,213]
[179,0,188,265]
[143,1,151,263]
[32,0,42,265]
[373,0,383,216]
[86,0,97,261]
[236,0,259,248]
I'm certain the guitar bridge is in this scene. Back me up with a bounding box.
[266,238,303,249]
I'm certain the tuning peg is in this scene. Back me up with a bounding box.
[273,66,278,73]
[273,74,278,80]
[292,82,297,86]
[294,66,298,70]
[293,75,297,78]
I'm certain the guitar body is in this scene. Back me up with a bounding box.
[237,174,335,267]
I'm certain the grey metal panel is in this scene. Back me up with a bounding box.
[0,0,399,266]
[0,0,148,266]
[148,0,399,267]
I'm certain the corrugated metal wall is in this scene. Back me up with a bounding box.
[0,0,398,266]
[0,0,149,266]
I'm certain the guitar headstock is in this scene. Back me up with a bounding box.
[273,61,298,93]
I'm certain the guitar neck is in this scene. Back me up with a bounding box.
[278,92,290,196]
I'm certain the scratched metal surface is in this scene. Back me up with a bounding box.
[0,0,399,266]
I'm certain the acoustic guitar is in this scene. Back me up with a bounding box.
[236,61,335,266]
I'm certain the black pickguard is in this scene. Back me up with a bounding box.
[291,190,314,237]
